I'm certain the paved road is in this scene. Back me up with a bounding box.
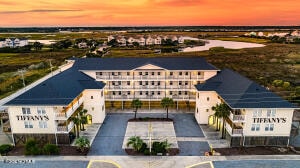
[0,160,88,168]
[213,160,300,168]
[178,141,210,156]
[1,157,300,168]
[88,113,206,156]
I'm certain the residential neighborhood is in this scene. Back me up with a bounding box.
[0,38,28,48]
[108,35,185,46]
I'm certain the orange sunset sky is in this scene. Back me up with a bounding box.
[0,0,300,27]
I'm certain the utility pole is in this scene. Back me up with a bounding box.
[49,60,53,76]
[18,69,26,89]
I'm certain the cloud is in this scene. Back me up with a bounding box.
[0,9,81,14]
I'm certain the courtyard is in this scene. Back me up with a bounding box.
[88,112,209,156]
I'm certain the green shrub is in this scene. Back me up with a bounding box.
[138,142,147,153]
[143,148,150,155]
[0,144,13,156]
[152,141,166,154]
[272,80,284,87]
[43,143,59,155]
[25,138,40,155]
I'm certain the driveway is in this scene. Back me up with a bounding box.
[88,112,206,156]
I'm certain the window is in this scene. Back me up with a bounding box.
[37,107,46,115]
[251,124,260,131]
[197,108,199,113]
[96,72,102,75]
[102,105,104,111]
[198,72,201,76]
[170,81,173,85]
[112,72,115,76]
[92,107,95,111]
[91,96,94,99]
[118,92,121,95]
[185,82,188,85]
[22,107,31,115]
[118,72,121,75]
[101,91,103,97]
[127,81,130,85]
[207,97,210,101]
[158,91,160,95]
[140,92,142,95]
[267,109,276,117]
[253,109,262,117]
[127,91,130,95]
[185,91,188,95]
[179,81,182,85]
[198,93,199,99]
[179,91,182,95]
[146,91,149,95]
[151,91,154,95]
[206,109,209,112]
[39,121,47,128]
[145,72,148,76]
[139,81,142,85]
[179,72,182,75]
[152,72,154,75]
[113,91,116,95]
[265,124,274,131]
[185,72,188,76]
[145,81,148,85]
[170,91,173,95]
[127,72,130,76]
[151,81,155,85]
[112,82,115,86]
[158,72,161,76]
[170,72,173,76]
[139,72,142,76]
[158,82,160,86]
[24,121,33,128]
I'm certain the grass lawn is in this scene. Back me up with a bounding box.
[209,37,270,43]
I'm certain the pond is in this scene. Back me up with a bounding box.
[182,39,265,52]
[28,40,56,45]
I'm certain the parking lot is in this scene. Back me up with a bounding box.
[88,112,208,156]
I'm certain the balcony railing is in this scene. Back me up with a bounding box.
[225,121,243,136]
[56,121,74,132]
[55,97,83,120]
[229,113,246,122]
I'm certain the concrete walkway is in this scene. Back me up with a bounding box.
[71,123,101,146]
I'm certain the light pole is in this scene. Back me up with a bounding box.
[18,69,26,89]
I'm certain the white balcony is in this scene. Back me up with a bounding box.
[225,121,243,136]
[105,95,135,100]
[229,113,246,122]
[55,97,83,120]
[57,121,74,132]
[136,76,165,80]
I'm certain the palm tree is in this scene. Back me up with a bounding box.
[212,103,231,139]
[70,116,80,138]
[131,99,142,119]
[79,109,88,131]
[161,97,174,119]
[126,136,144,152]
[75,137,90,153]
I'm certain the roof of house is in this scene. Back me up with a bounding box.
[5,68,105,106]
[195,69,297,109]
[73,57,218,71]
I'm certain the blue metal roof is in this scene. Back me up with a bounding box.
[72,57,218,71]
[5,68,105,106]
[195,69,297,108]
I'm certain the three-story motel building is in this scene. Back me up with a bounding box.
[3,57,298,146]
